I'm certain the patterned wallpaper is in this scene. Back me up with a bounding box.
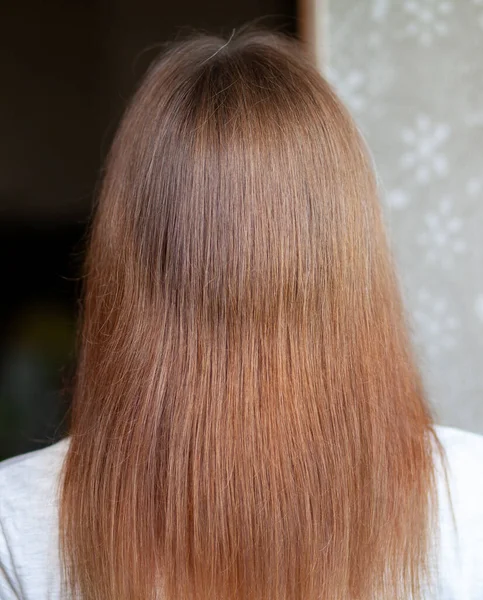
[325,0,483,433]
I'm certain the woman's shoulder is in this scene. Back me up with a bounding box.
[0,437,70,536]
[433,424,483,519]
[0,437,69,536]
[432,425,483,598]
[0,439,69,599]
[435,423,483,453]
[0,438,69,505]
[434,422,483,500]
[434,424,483,492]
[0,437,69,471]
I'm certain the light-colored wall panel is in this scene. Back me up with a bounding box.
[301,0,483,434]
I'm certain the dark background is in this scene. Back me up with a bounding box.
[0,0,297,460]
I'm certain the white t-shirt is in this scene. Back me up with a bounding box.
[0,425,482,599]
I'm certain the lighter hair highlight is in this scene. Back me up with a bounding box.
[60,30,443,600]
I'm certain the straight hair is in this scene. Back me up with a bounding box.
[60,29,443,600]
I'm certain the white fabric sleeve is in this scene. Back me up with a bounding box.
[0,516,21,599]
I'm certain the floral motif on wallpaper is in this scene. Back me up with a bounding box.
[400,114,450,184]
[417,197,467,269]
[403,0,453,46]
[327,0,483,432]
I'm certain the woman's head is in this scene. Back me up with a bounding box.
[61,30,440,600]
[90,30,383,325]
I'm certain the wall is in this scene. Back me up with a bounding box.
[0,0,296,459]
[326,0,483,433]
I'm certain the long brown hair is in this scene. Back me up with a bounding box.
[60,30,443,600]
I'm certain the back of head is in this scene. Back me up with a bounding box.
[60,29,440,600]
